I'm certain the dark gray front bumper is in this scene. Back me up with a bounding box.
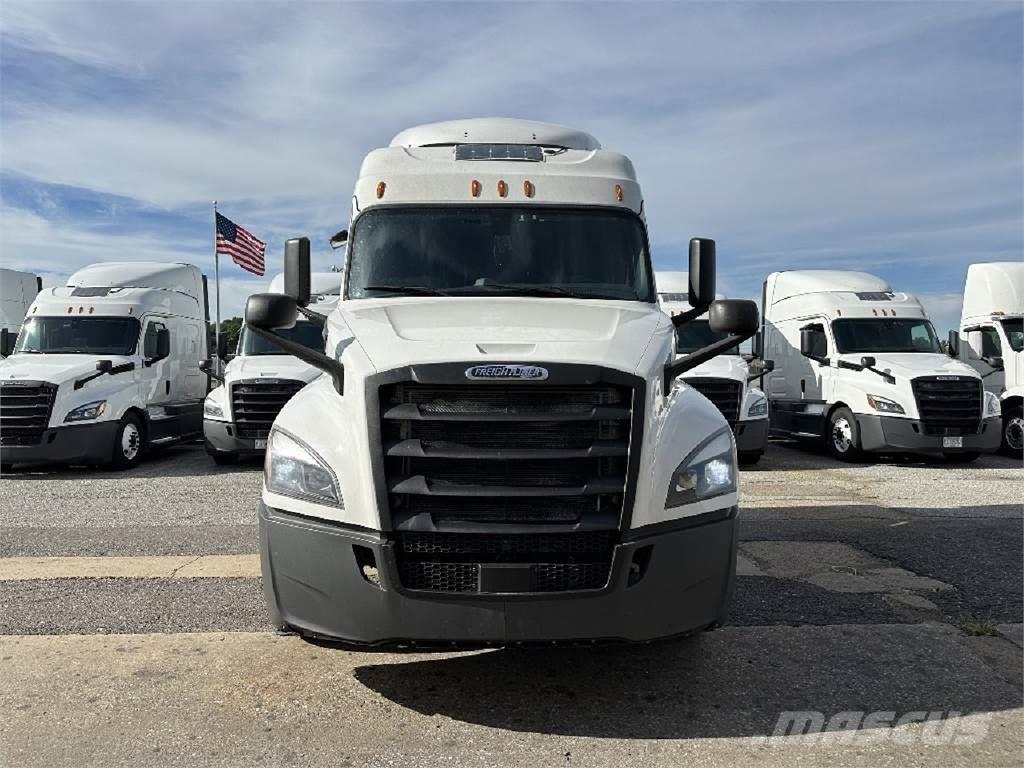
[734,418,769,453]
[0,421,119,467]
[259,503,738,645]
[858,415,1001,454]
[203,419,265,456]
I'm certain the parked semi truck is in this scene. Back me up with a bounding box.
[0,262,209,471]
[242,118,760,644]
[203,271,341,464]
[0,268,42,358]
[950,261,1024,456]
[656,271,770,464]
[762,270,1000,462]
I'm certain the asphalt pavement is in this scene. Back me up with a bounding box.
[0,441,1020,767]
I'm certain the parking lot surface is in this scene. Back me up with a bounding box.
[1,443,1021,767]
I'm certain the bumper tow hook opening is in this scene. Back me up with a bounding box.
[353,545,382,588]
[628,545,653,587]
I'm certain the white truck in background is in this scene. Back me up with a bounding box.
[0,268,42,358]
[950,261,1024,456]
[240,118,761,645]
[0,262,209,471]
[761,270,1000,462]
[202,271,341,464]
[656,271,771,464]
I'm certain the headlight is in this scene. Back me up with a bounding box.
[984,391,1001,418]
[866,394,905,414]
[665,429,736,509]
[64,400,107,422]
[265,429,342,507]
[747,394,768,418]
[203,399,225,419]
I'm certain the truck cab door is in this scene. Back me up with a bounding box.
[140,318,176,440]
[964,326,1005,397]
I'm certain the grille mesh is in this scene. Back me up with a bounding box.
[0,382,57,446]
[230,379,304,440]
[686,378,742,425]
[911,377,982,436]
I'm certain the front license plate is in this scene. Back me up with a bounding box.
[942,436,963,449]
[254,439,267,450]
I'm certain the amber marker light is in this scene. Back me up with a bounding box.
[523,180,535,198]
[615,184,624,202]
[376,181,386,199]
[497,180,508,198]
[471,180,481,197]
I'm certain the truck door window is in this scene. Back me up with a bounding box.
[805,323,827,358]
[1000,319,1023,352]
[144,321,167,358]
[980,326,1002,357]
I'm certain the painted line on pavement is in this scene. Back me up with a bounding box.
[0,554,260,580]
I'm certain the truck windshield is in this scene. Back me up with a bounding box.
[1000,319,1023,352]
[347,206,654,301]
[13,316,140,355]
[238,322,325,356]
[832,318,941,354]
[675,320,738,355]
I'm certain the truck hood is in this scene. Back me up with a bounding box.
[226,354,323,383]
[0,354,134,386]
[337,297,664,373]
[681,354,749,382]
[838,353,979,381]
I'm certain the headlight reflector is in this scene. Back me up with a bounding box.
[666,429,736,508]
[984,391,1001,418]
[265,429,342,506]
[64,400,107,422]
[203,398,225,419]
[866,394,905,414]
[747,394,768,418]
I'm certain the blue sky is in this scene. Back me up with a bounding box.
[1,1,1021,331]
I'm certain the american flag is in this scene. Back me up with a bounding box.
[216,212,266,276]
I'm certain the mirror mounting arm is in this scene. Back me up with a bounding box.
[664,331,754,393]
[297,306,327,327]
[74,362,136,390]
[670,304,710,329]
[247,325,344,394]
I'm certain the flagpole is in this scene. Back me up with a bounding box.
[213,200,221,375]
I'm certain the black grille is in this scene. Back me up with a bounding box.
[911,376,983,436]
[380,377,634,593]
[230,379,305,440]
[394,532,613,593]
[380,382,633,526]
[0,381,57,446]
[686,378,742,425]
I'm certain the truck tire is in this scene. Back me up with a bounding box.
[111,413,145,470]
[737,451,762,466]
[1002,405,1024,457]
[825,406,862,462]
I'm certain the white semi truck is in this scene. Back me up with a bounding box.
[0,268,42,358]
[656,271,770,464]
[762,270,1000,462]
[0,262,209,471]
[241,118,760,645]
[202,272,341,464]
[950,261,1024,455]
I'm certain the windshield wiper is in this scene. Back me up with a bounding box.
[362,284,452,297]
[457,281,603,298]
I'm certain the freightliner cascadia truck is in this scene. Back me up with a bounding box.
[244,118,759,645]
[761,270,1000,462]
[656,271,771,465]
[202,271,341,464]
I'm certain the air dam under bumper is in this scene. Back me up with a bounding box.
[734,418,769,453]
[259,503,738,645]
[857,414,1001,454]
[0,421,119,466]
[203,420,265,456]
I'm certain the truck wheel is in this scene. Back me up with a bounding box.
[826,406,862,462]
[737,451,762,466]
[942,452,980,464]
[1002,405,1024,457]
[111,413,145,470]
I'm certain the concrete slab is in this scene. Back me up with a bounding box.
[995,624,1023,649]
[1,624,1021,768]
